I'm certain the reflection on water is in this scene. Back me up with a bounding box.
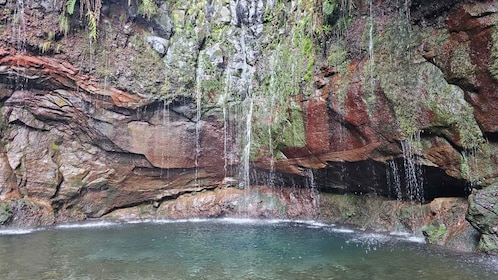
[0,219,497,280]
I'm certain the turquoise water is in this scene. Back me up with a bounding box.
[0,219,496,279]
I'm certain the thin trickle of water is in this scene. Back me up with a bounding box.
[401,132,424,202]
[461,148,478,192]
[306,168,320,214]
[241,96,253,189]
[368,0,374,65]
[195,54,204,185]
[367,0,375,92]
[266,54,279,187]
[369,162,379,194]
[160,101,169,179]
[13,0,26,51]
[221,71,231,177]
[337,117,347,183]
[386,160,403,200]
[266,113,275,186]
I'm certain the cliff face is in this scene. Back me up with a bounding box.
[0,0,498,251]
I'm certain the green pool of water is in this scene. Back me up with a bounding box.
[0,219,496,279]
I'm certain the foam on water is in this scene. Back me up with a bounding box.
[398,235,426,243]
[151,218,211,224]
[146,217,333,227]
[328,227,356,233]
[389,231,426,243]
[389,231,412,237]
[0,228,36,235]
[56,221,119,229]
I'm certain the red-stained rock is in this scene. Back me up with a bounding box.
[304,97,330,154]
[0,53,234,223]
[0,51,151,110]
[437,6,498,133]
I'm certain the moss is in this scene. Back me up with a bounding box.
[419,63,483,149]
[280,105,306,148]
[50,142,60,151]
[374,18,422,136]
[138,0,159,20]
[248,13,315,160]
[490,26,498,81]
[0,202,12,225]
[197,51,225,107]
[129,34,166,96]
[322,0,353,34]
[422,222,448,244]
[372,17,483,148]
[450,44,476,81]
[478,234,498,253]
[0,113,10,147]
[327,41,351,108]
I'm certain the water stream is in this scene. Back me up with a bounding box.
[0,219,496,280]
[386,160,403,200]
[401,132,424,202]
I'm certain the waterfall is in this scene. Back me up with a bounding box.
[401,132,424,202]
[386,160,403,200]
[237,27,254,189]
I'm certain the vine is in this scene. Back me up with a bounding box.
[58,0,159,41]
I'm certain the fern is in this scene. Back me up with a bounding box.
[87,10,98,41]
[66,0,77,15]
[40,41,52,53]
[48,31,55,41]
[138,0,159,20]
[59,15,70,36]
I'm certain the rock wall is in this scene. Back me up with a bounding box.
[0,0,498,252]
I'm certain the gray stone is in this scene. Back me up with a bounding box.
[217,6,232,23]
[204,43,224,68]
[153,3,175,39]
[145,36,170,56]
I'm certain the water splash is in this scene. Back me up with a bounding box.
[401,132,424,202]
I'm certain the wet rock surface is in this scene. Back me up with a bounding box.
[467,184,498,253]
[0,0,496,253]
